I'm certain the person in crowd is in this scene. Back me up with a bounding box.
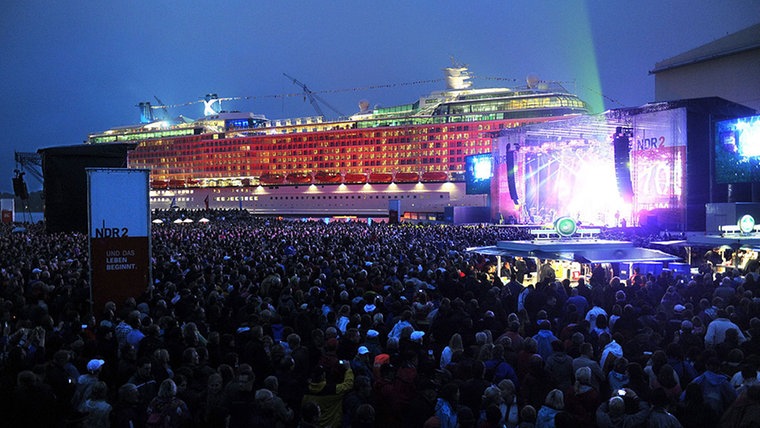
[596,391,651,428]
[10,370,58,427]
[545,341,574,391]
[146,378,190,428]
[535,388,564,428]
[79,380,112,428]
[263,375,295,428]
[705,310,747,348]
[564,366,600,426]
[441,333,464,369]
[111,383,146,428]
[302,361,354,428]
[720,384,760,428]
[434,382,460,428]
[298,401,321,428]
[572,343,604,392]
[675,382,719,428]
[647,387,682,428]
[685,356,737,415]
[73,358,106,410]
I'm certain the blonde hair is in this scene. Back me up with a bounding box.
[158,378,177,398]
[544,389,564,410]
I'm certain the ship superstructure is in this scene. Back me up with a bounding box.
[87,67,589,220]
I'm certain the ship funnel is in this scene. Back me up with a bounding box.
[444,67,472,90]
[203,93,221,116]
[138,102,154,124]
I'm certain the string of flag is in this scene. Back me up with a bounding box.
[150,76,582,110]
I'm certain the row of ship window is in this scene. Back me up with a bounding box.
[210,194,446,203]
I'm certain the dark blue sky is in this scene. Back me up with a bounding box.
[2,1,758,193]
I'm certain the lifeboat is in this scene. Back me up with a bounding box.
[421,171,448,182]
[368,173,393,183]
[151,179,169,190]
[286,173,312,184]
[167,179,186,189]
[314,171,343,184]
[394,172,419,183]
[260,173,285,185]
[343,173,368,184]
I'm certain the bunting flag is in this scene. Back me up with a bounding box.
[204,195,209,210]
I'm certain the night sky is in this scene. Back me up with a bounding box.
[2,0,758,193]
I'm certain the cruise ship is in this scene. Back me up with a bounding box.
[87,67,589,220]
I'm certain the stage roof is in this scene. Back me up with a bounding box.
[468,238,681,264]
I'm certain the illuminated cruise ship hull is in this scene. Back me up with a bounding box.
[152,181,486,220]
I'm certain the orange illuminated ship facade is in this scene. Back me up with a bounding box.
[88,67,589,218]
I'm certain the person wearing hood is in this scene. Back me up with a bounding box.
[545,341,573,391]
[301,361,353,428]
[684,356,736,415]
[532,320,559,360]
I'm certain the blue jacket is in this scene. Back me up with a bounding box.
[535,405,560,428]
[533,329,559,360]
[687,370,737,414]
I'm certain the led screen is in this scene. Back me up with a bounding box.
[465,153,493,194]
[715,115,760,183]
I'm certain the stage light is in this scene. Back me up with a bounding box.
[554,216,578,237]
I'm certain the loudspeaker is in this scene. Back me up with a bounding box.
[506,150,519,204]
[12,176,29,200]
[614,127,633,202]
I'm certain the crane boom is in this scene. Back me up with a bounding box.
[283,73,344,118]
[14,151,43,184]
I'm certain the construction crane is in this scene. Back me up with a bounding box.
[283,73,345,119]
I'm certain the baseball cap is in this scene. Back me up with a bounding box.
[87,359,105,372]
[357,346,370,355]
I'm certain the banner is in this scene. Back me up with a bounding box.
[88,169,151,316]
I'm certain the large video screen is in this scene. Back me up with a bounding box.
[716,115,760,184]
[465,153,493,195]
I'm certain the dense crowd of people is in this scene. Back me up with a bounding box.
[1,209,759,427]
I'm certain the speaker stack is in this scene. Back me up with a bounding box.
[12,173,29,201]
[506,150,519,205]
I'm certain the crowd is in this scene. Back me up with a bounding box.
[0,209,759,428]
